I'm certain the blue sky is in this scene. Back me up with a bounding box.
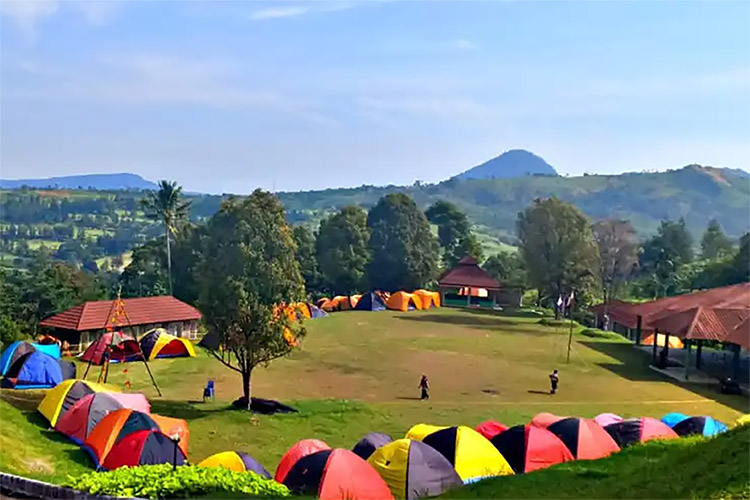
[1,0,748,193]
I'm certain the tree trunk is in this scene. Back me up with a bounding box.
[165,221,173,296]
[242,368,253,411]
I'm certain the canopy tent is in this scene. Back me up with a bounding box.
[100,429,186,470]
[0,351,75,389]
[603,418,678,447]
[386,292,423,312]
[38,379,115,426]
[139,328,196,360]
[417,425,514,482]
[475,420,509,441]
[490,425,573,474]
[353,292,387,312]
[1,341,60,375]
[275,439,331,483]
[198,451,270,477]
[672,416,728,437]
[367,439,462,499]
[546,418,620,460]
[283,449,394,500]
[351,432,393,460]
[55,392,151,444]
[81,332,142,365]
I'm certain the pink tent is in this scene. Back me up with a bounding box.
[55,392,151,443]
[530,412,565,428]
[594,413,623,428]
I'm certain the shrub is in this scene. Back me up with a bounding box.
[580,328,619,339]
[65,464,290,499]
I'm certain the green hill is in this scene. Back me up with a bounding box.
[278,165,750,241]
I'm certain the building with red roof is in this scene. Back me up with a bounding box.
[438,256,509,306]
[39,296,202,348]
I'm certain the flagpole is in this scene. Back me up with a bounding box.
[566,290,574,364]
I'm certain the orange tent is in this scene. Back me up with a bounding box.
[642,333,684,349]
[331,296,352,311]
[295,303,312,320]
[349,295,362,308]
[414,290,440,309]
[318,298,334,312]
[386,292,423,311]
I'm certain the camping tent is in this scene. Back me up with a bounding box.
[672,416,728,437]
[81,332,142,365]
[406,424,448,442]
[386,292,423,312]
[139,328,196,360]
[1,341,61,375]
[198,451,270,477]
[367,439,462,499]
[490,425,573,474]
[414,290,440,309]
[275,439,331,483]
[54,392,151,443]
[603,418,678,447]
[38,379,115,426]
[318,298,334,312]
[351,432,393,460]
[0,351,75,389]
[294,303,312,320]
[416,425,514,482]
[308,304,328,319]
[283,449,394,500]
[530,412,565,428]
[101,429,186,470]
[475,421,509,441]
[350,295,362,308]
[661,412,690,428]
[546,418,620,460]
[353,292,387,312]
[641,333,684,349]
[594,413,623,428]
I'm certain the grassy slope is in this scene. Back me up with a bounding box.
[0,308,746,492]
[444,425,750,499]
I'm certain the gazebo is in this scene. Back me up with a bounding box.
[437,256,501,307]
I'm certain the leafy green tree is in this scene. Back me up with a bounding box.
[425,201,483,266]
[640,218,694,297]
[368,193,439,291]
[198,191,305,409]
[732,233,750,283]
[593,219,640,304]
[315,207,370,294]
[483,251,527,288]
[170,225,205,306]
[141,180,191,295]
[516,197,600,306]
[701,219,733,259]
[292,225,324,295]
[119,241,170,298]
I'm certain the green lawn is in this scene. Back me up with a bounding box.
[1,308,747,494]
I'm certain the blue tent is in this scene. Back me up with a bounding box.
[661,412,689,428]
[353,292,387,311]
[0,341,60,376]
[1,351,75,389]
[673,416,728,437]
[308,304,328,319]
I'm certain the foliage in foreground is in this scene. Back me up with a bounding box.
[65,464,290,499]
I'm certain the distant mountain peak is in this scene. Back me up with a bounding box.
[454,149,558,180]
[0,173,158,191]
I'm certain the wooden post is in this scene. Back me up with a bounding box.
[733,344,741,380]
[696,341,703,369]
[466,289,471,306]
[635,315,642,346]
[684,339,691,380]
[664,332,670,363]
[652,328,659,364]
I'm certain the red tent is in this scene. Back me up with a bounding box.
[275,439,331,483]
[490,425,574,473]
[546,418,620,460]
[80,332,142,365]
[604,417,679,447]
[475,420,509,440]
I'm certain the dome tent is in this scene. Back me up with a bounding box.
[0,350,75,389]
[1,341,60,374]
[102,429,186,471]
[661,412,690,428]
[38,379,114,426]
[593,413,623,428]
[490,425,573,474]
[81,332,142,365]
[603,418,678,448]
[353,292,387,312]
[368,439,462,499]
[546,418,620,460]
[54,392,151,444]
[139,328,196,360]
[672,416,728,437]
[352,432,393,460]
[275,439,331,483]
[475,420,509,441]
[386,292,423,312]
[198,451,270,477]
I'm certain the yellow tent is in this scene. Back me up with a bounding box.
[642,333,684,349]
[350,294,362,308]
[140,328,196,361]
[38,379,115,426]
[295,302,312,320]
[405,423,448,441]
[735,414,750,427]
[386,292,423,312]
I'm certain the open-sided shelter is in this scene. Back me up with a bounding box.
[198,451,270,477]
[603,418,678,447]
[437,257,501,307]
[139,328,196,360]
[354,292,387,311]
[386,292,423,311]
[283,448,394,500]
[38,379,115,426]
[352,432,393,460]
[55,392,151,443]
[546,418,620,460]
[275,439,331,483]
[367,439,462,499]
[490,425,573,474]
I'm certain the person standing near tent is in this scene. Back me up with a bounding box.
[549,369,559,395]
[419,374,430,400]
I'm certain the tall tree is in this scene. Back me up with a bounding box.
[118,241,169,298]
[198,191,305,409]
[292,225,324,295]
[141,180,191,295]
[368,193,439,291]
[701,219,733,259]
[516,197,600,306]
[640,218,694,297]
[315,207,370,294]
[483,251,527,288]
[425,200,483,266]
[733,233,750,283]
[593,219,640,304]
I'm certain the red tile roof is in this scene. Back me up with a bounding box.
[726,317,750,350]
[438,256,501,290]
[39,296,202,331]
[650,307,750,343]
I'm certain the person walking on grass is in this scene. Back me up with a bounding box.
[419,374,430,400]
[549,369,559,395]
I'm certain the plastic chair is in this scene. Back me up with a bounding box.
[203,380,215,401]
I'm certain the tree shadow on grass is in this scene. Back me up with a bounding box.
[527,390,551,395]
[395,314,518,328]
[395,396,422,401]
[581,341,749,413]
[149,399,236,420]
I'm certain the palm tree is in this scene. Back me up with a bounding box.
[141,181,191,295]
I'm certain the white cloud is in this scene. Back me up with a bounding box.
[250,6,310,20]
[358,96,489,119]
[0,0,58,37]
[450,39,477,51]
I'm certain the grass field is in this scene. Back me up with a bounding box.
[1,307,747,494]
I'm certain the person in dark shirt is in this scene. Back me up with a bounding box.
[549,369,559,395]
[419,374,430,400]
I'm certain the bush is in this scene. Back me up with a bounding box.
[65,464,290,499]
[580,328,619,339]
[538,318,574,328]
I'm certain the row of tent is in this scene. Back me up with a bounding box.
[318,290,441,313]
[0,329,197,389]
[38,379,190,470]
